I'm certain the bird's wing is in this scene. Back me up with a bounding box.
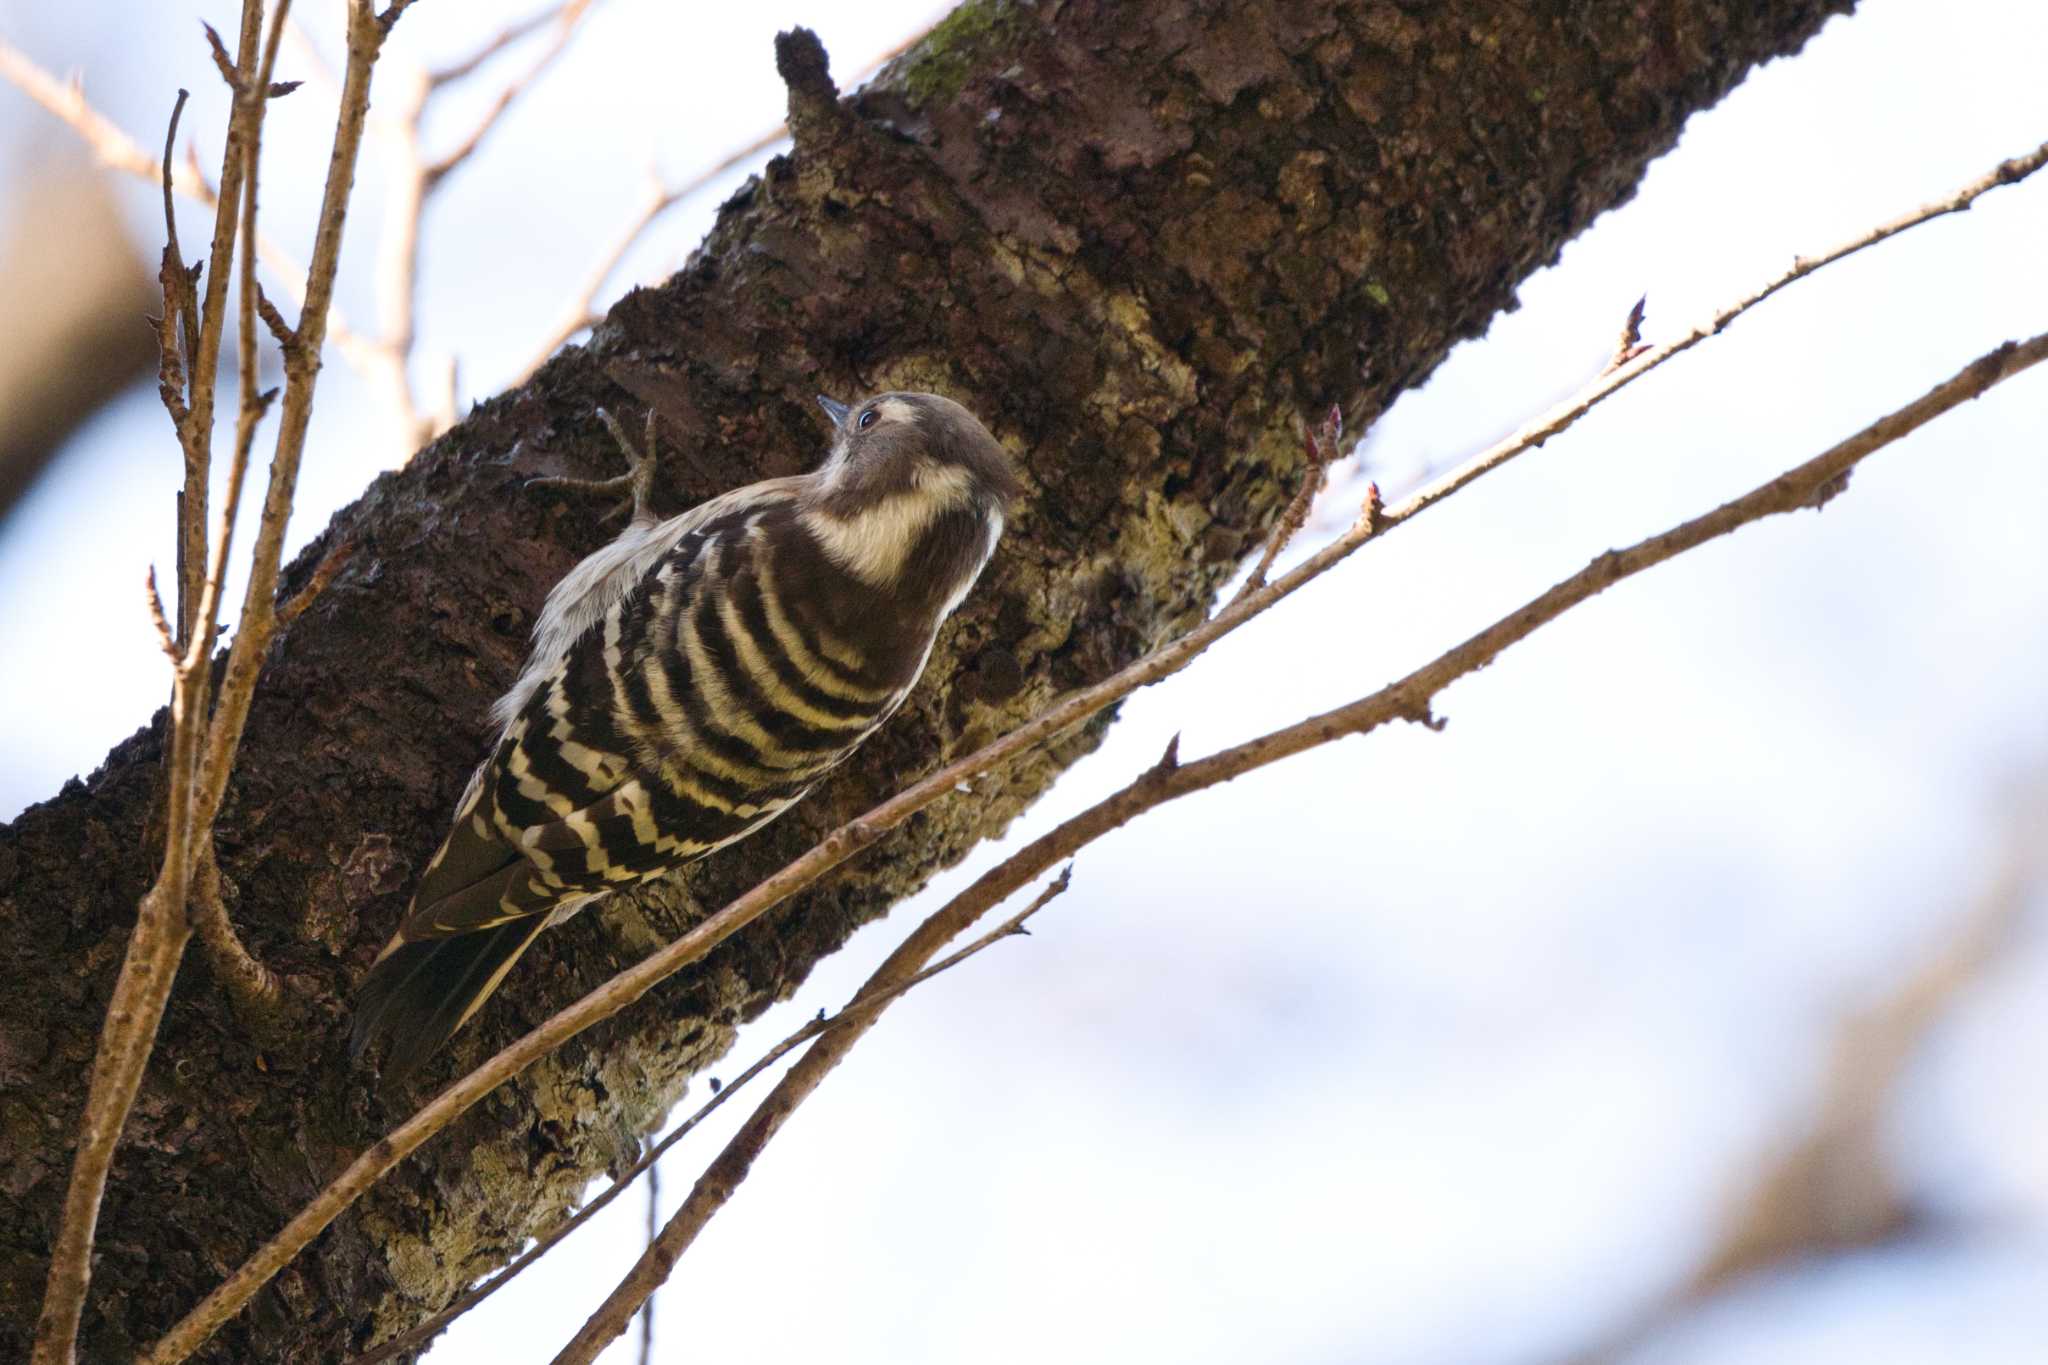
[355,555,683,1075]
[385,575,672,953]
[389,760,524,940]
[353,773,675,1077]
[349,882,552,1080]
[356,482,809,1077]
[493,478,809,729]
[353,710,661,1075]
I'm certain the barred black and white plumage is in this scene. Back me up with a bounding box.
[353,392,1020,1079]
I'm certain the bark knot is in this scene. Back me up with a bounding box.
[775,27,842,151]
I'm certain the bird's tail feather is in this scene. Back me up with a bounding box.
[351,915,551,1083]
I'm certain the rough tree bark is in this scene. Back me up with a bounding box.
[0,0,1853,1358]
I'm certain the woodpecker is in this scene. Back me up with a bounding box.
[353,392,1020,1078]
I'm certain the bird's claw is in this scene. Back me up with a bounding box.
[528,408,661,525]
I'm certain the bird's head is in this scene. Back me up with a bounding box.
[802,391,1020,598]
[812,391,1021,515]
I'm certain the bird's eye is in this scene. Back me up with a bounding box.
[857,409,878,430]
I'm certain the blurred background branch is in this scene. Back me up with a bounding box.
[0,158,156,521]
[0,4,606,471]
[1557,777,2048,1365]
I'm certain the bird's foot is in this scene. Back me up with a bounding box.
[529,408,661,525]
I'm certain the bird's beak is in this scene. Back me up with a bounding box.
[815,394,851,429]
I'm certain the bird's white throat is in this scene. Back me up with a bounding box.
[802,462,976,586]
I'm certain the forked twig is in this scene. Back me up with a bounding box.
[28,3,407,1359]
[1243,403,1342,596]
[27,2,277,1350]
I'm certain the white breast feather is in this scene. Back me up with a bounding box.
[801,464,974,586]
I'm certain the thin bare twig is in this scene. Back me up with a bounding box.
[30,879,195,1365]
[144,133,2048,1358]
[157,89,200,445]
[423,0,593,183]
[191,844,284,1016]
[344,868,1071,1365]
[28,2,272,1351]
[0,37,372,374]
[0,41,173,182]
[636,1162,658,1365]
[345,1015,827,1363]
[173,3,279,651]
[366,69,429,444]
[1,11,506,456]
[274,535,356,630]
[176,14,293,1054]
[144,568,178,660]
[1243,403,1341,595]
[151,93,201,590]
[180,0,294,728]
[202,23,243,95]
[284,0,600,444]
[378,0,421,34]
[364,1,598,449]
[30,4,406,1359]
[1635,137,2048,359]
[558,330,2048,1361]
[253,283,294,348]
[192,0,394,838]
[513,127,784,383]
[429,0,579,86]
[553,871,1072,1361]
